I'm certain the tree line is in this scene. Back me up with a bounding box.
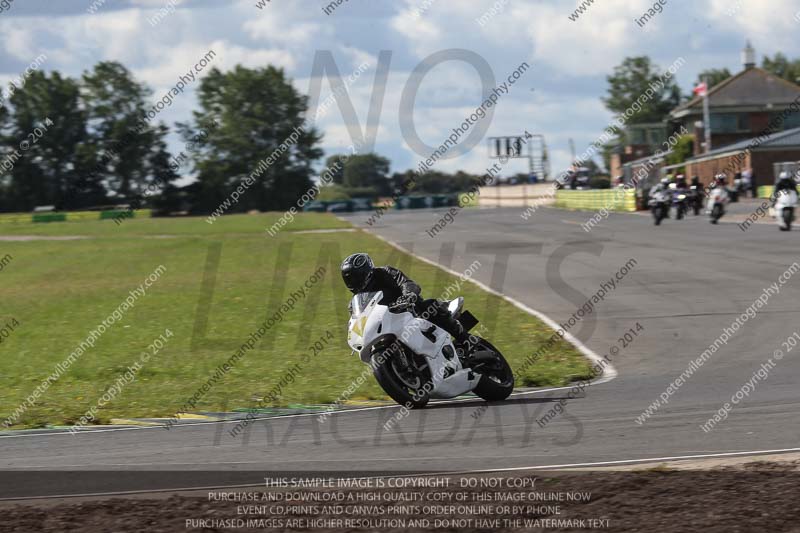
[0,61,487,215]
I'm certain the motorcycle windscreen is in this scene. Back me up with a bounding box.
[350,291,382,318]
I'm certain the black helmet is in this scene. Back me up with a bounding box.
[341,253,374,292]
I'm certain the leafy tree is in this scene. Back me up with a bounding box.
[317,184,351,201]
[603,56,682,124]
[0,102,11,211]
[4,71,98,211]
[761,53,800,85]
[179,65,322,214]
[696,68,732,90]
[342,153,391,194]
[82,61,175,200]
[664,134,694,167]
[322,154,347,184]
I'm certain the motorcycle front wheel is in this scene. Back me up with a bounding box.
[653,205,663,225]
[469,338,514,402]
[372,349,431,409]
[711,204,723,224]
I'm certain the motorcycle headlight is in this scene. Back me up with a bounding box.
[678,195,686,200]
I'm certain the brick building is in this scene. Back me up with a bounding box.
[670,42,800,156]
[612,43,800,183]
[682,127,800,188]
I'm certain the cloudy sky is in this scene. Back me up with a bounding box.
[2,0,800,181]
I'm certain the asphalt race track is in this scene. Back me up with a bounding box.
[3,205,800,498]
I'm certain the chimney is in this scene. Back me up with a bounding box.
[742,41,756,69]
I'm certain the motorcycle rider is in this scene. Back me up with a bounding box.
[689,175,704,215]
[340,253,471,346]
[708,174,729,224]
[649,177,671,210]
[774,170,798,196]
[773,171,799,231]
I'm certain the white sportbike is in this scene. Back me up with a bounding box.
[347,291,514,408]
[773,189,798,231]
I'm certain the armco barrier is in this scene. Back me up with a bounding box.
[395,195,457,209]
[32,213,67,223]
[554,189,636,212]
[0,209,152,224]
[303,198,373,213]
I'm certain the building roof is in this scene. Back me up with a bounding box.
[685,126,800,163]
[671,67,800,117]
[621,150,673,168]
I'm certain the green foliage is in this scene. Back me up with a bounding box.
[5,71,98,211]
[178,65,323,214]
[603,56,682,124]
[392,170,481,195]
[322,154,347,185]
[316,184,351,201]
[0,62,179,212]
[696,68,732,90]
[82,61,176,201]
[342,153,391,194]
[664,134,694,166]
[761,53,800,85]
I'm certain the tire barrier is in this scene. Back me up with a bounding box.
[554,189,637,212]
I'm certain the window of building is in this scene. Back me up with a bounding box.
[710,113,749,133]
[782,111,800,130]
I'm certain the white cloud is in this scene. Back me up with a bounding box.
[707,0,800,53]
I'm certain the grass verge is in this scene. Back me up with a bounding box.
[0,213,592,428]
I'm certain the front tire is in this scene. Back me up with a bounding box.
[372,350,430,409]
[469,338,514,402]
[653,205,663,225]
[711,204,723,224]
[783,208,793,231]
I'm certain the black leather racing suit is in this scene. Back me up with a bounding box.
[350,266,465,339]
[775,178,798,196]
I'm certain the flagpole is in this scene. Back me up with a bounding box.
[702,76,712,153]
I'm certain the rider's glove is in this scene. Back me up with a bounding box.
[391,293,417,312]
[402,292,418,306]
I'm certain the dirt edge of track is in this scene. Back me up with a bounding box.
[3,458,800,532]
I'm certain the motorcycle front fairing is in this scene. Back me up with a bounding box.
[346,291,479,399]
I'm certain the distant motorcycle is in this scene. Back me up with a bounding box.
[774,189,798,231]
[689,185,704,215]
[707,186,729,224]
[650,189,671,226]
[671,186,689,220]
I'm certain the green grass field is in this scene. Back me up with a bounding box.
[0,212,592,429]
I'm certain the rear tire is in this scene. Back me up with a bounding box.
[469,338,514,402]
[372,350,430,409]
[783,208,793,231]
